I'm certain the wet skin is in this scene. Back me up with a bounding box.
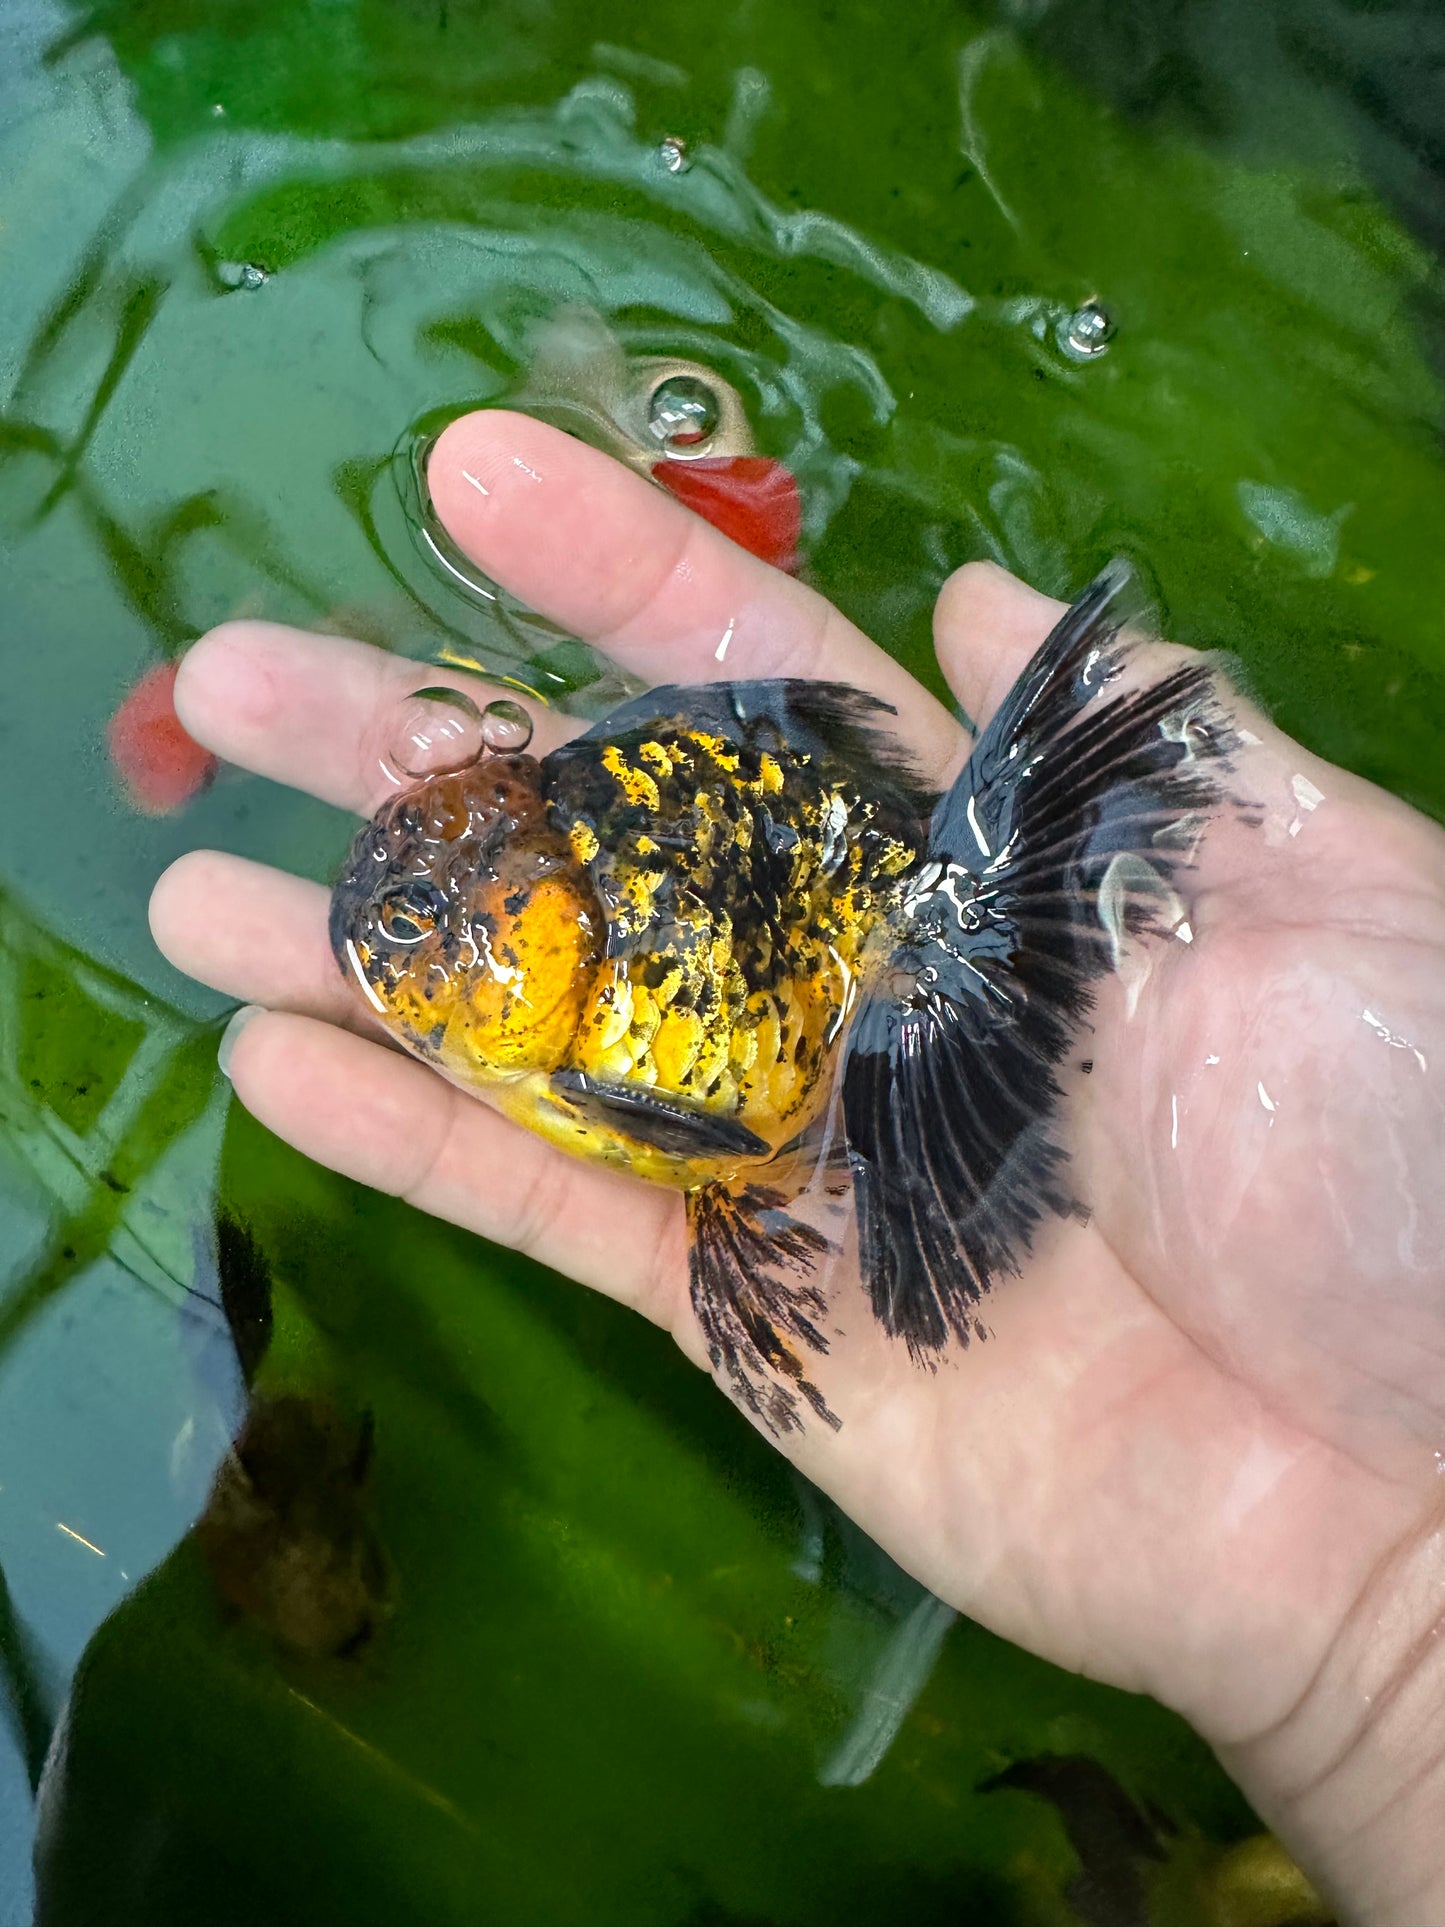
[151,411,1445,1925]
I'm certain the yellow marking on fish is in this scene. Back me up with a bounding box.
[651,1004,704,1086]
[601,744,661,810]
[638,741,675,777]
[569,819,599,865]
[685,730,740,773]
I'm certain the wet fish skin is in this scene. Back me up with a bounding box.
[332,683,932,1191]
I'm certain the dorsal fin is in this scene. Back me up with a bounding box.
[561,678,937,818]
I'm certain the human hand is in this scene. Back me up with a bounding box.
[151,413,1445,1924]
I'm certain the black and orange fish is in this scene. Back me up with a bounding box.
[330,566,1235,1431]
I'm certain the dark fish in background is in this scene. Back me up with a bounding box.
[196,1395,389,1660]
[332,564,1237,1430]
[983,1753,1334,1927]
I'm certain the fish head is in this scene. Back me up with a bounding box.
[330,756,604,1088]
[509,308,802,570]
[509,304,756,470]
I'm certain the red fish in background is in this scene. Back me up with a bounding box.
[108,659,217,815]
[651,456,801,572]
[508,307,804,574]
[108,313,801,813]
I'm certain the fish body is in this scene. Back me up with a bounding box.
[332,568,1237,1430]
[333,687,927,1190]
[108,659,218,814]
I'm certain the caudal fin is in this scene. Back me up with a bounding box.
[840,562,1239,1357]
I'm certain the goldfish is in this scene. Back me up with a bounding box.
[505,306,803,570]
[108,659,218,815]
[330,565,1235,1432]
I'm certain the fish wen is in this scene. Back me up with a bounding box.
[331,565,1238,1433]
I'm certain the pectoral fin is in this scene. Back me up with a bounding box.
[550,1070,771,1160]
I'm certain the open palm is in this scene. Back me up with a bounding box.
[152,412,1445,1921]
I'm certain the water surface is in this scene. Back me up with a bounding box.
[2,0,1442,1919]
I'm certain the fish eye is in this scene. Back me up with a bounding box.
[378,880,445,945]
[645,374,720,451]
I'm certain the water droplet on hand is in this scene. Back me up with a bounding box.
[481,698,534,752]
[1057,301,1115,361]
[385,686,485,782]
[658,135,691,173]
[646,374,721,450]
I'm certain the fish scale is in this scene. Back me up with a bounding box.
[549,720,918,1140]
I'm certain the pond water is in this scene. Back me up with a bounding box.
[1,0,1442,1920]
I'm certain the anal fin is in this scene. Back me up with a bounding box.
[686,1183,840,1435]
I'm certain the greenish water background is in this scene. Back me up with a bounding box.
[1,0,1441,1919]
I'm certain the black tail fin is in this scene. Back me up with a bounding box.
[840,562,1239,1357]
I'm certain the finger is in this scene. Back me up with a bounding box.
[934,560,1262,739]
[428,411,963,778]
[172,623,575,818]
[932,561,1067,732]
[150,851,362,1028]
[222,1008,690,1328]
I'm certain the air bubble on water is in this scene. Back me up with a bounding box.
[217,261,269,292]
[646,374,721,450]
[480,699,534,752]
[1057,301,1115,362]
[657,135,692,173]
[383,686,486,785]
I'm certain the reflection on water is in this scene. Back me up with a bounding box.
[1,0,1442,1917]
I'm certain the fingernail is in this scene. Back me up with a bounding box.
[218,1005,264,1080]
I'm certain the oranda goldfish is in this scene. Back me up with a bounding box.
[331,566,1235,1431]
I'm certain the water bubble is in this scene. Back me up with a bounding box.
[217,260,269,293]
[658,135,691,173]
[1057,301,1115,361]
[385,686,485,782]
[481,698,534,752]
[646,374,721,450]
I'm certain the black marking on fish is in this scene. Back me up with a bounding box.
[550,1070,771,1159]
[687,1183,838,1435]
[563,678,938,818]
[842,561,1240,1358]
